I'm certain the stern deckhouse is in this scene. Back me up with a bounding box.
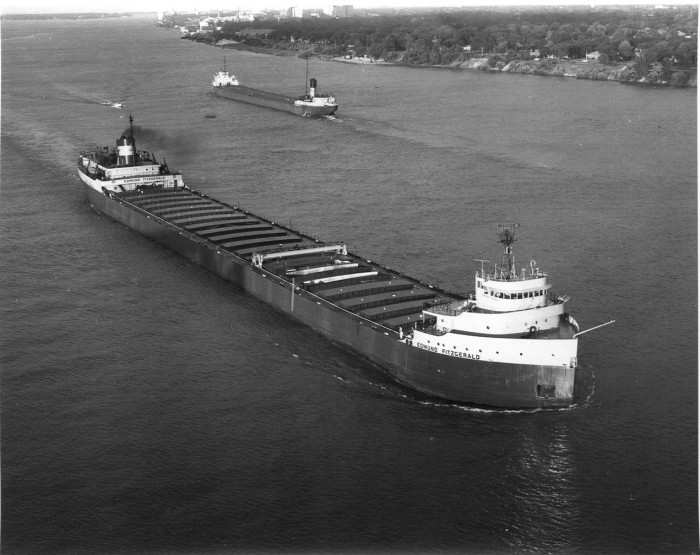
[78,115,183,194]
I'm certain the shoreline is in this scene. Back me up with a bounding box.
[329,54,696,87]
[211,40,696,88]
[449,56,696,87]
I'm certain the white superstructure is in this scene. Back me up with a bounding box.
[408,224,580,373]
[211,66,239,88]
[78,115,184,194]
[294,77,336,109]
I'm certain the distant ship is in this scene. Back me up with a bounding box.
[211,62,338,117]
[79,118,614,409]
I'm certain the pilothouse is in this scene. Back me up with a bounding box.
[420,224,578,339]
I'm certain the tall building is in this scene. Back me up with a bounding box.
[332,5,353,18]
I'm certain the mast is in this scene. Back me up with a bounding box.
[129,113,136,165]
[305,57,309,96]
[495,223,519,277]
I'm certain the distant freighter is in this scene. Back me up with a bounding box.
[79,118,614,409]
[211,63,338,117]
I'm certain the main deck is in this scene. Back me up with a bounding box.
[117,187,455,332]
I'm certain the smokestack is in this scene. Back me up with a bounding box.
[116,135,135,166]
[309,78,317,98]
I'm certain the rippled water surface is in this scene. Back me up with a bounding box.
[1,16,697,554]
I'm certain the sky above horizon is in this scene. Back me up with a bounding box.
[1,0,695,15]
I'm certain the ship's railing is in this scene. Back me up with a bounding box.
[478,259,548,283]
[479,270,548,282]
[422,296,464,316]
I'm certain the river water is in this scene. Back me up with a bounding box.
[1,15,697,554]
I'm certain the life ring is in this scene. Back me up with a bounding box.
[529,326,536,334]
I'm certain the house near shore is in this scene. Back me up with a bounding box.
[585,51,601,62]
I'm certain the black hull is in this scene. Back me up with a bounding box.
[212,85,338,117]
[83,183,574,409]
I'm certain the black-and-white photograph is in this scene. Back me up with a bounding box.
[2,1,697,553]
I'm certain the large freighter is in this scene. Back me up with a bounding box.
[79,119,611,409]
[211,63,338,117]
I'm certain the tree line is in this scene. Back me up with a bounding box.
[172,6,696,70]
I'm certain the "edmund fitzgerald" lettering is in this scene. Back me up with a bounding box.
[416,342,480,360]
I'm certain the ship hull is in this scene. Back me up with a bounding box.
[83,182,574,409]
[212,85,338,116]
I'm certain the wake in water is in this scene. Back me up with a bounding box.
[380,365,596,414]
[40,83,129,109]
[100,101,124,109]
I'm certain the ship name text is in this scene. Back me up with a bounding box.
[116,176,166,184]
[415,342,480,360]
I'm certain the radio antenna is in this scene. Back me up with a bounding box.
[495,223,520,276]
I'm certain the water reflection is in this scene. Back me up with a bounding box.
[503,419,582,553]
